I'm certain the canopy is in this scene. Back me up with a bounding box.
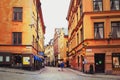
[34,55,43,62]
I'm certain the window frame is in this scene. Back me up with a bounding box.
[6,56,10,62]
[110,0,120,10]
[94,22,104,39]
[80,28,84,41]
[93,0,103,12]
[111,21,120,38]
[80,2,83,16]
[12,32,22,45]
[0,56,3,62]
[77,33,79,45]
[13,7,23,21]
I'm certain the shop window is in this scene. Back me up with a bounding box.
[14,55,22,64]
[111,22,120,38]
[0,56,3,62]
[94,22,104,39]
[6,56,10,62]
[112,53,120,69]
[93,0,103,11]
[110,0,120,10]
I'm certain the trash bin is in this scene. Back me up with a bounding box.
[89,64,94,74]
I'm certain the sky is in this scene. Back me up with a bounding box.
[40,0,70,45]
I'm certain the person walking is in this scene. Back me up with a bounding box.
[60,61,64,71]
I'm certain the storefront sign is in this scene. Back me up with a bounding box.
[86,49,92,52]
[23,57,30,65]
[26,46,32,49]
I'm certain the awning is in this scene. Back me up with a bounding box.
[34,55,43,62]
[38,52,44,59]
[39,52,44,56]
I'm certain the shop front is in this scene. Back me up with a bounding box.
[33,55,43,70]
[22,54,43,70]
[0,52,12,67]
[83,47,120,75]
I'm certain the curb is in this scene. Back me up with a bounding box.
[0,67,45,75]
[67,68,120,80]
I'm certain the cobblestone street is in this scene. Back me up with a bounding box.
[0,67,120,80]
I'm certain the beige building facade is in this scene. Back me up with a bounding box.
[44,43,55,66]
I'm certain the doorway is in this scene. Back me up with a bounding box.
[94,53,105,73]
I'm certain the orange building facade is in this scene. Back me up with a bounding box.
[0,0,45,70]
[67,0,120,74]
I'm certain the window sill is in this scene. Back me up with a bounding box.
[12,20,22,22]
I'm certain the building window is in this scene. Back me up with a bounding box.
[13,7,23,21]
[80,2,83,16]
[80,28,84,41]
[93,0,103,11]
[94,22,104,39]
[6,56,10,62]
[77,12,78,22]
[112,53,120,69]
[110,0,120,10]
[77,33,79,44]
[12,32,22,45]
[0,56,3,62]
[111,22,120,38]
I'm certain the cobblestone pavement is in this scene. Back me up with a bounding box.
[0,67,120,80]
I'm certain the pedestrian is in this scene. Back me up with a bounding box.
[60,61,64,71]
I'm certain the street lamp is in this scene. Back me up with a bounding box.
[29,24,34,28]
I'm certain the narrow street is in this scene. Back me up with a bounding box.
[0,67,120,80]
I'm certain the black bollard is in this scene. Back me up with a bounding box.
[89,64,94,74]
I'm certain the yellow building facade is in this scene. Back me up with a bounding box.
[58,28,68,64]
[67,0,120,74]
[0,0,45,70]
[53,28,68,67]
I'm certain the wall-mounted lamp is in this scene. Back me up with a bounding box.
[82,42,88,48]
[29,24,34,28]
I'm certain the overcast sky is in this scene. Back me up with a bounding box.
[41,0,70,45]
